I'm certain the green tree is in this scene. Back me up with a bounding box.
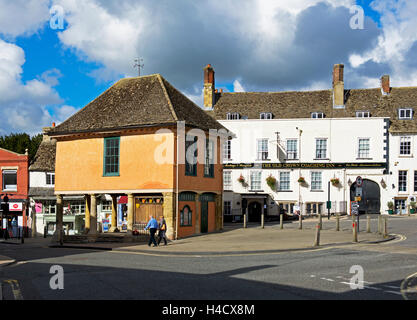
[0,132,43,162]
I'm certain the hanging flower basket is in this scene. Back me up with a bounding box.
[330,178,340,186]
[237,174,248,187]
[297,177,305,184]
[266,175,277,191]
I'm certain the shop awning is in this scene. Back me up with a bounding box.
[118,196,128,204]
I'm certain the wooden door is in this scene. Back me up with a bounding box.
[201,201,208,233]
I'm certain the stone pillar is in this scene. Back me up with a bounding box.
[89,194,97,234]
[56,195,63,244]
[84,195,91,234]
[127,194,134,233]
[110,194,118,232]
[163,192,176,239]
[215,193,223,231]
[164,192,176,238]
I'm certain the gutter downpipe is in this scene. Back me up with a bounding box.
[175,121,180,240]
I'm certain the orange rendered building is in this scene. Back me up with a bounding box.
[50,74,230,241]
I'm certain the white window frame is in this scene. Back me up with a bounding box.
[101,201,112,212]
[311,171,323,191]
[399,136,412,156]
[224,201,232,215]
[356,111,370,118]
[257,139,269,160]
[226,112,240,120]
[414,170,417,192]
[223,171,232,190]
[250,171,262,191]
[399,170,407,192]
[311,112,325,119]
[2,170,17,191]
[357,137,371,159]
[279,172,291,191]
[315,138,328,159]
[46,172,55,186]
[306,202,324,215]
[223,140,231,161]
[286,139,298,160]
[260,112,273,119]
[399,108,413,120]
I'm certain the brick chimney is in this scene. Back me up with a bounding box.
[381,75,390,95]
[203,64,215,110]
[332,64,345,108]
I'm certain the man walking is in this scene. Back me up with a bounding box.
[144,215,159,247]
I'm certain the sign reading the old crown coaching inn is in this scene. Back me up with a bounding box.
[223,163,387,170]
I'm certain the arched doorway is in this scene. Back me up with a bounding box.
[350,179,381,214]
[248,201,262,222]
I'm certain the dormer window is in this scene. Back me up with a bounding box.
[260,112,273,119]
[226,112,240,120]
[399,108,413,120]
[311,112,325,119]
[356,111,370,118]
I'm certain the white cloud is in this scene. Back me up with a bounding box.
[0,39,67,135]
[0,0,50,38]
[233,80,245,93]
[50,0,372,93]
[348,0,417,86]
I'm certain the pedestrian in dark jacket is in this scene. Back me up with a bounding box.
[144,215,158,247]
[158,216,168,246]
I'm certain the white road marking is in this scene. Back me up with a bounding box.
[382,285,401,290]
[320,278,335,282]
[384,290,403,296]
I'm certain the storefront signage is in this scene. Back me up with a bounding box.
[224,162,387,170]
[9,202,22,211]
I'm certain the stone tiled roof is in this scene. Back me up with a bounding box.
[29,139,56,172]
[28,187,54,197]
[50,74,225,136]
[212,87,417,133]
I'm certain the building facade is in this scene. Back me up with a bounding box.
[49,74,226,241]
[0,147,29,236]
[203,64,417,220]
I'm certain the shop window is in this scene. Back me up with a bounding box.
[180,205,192,226]
[306,202,324,215]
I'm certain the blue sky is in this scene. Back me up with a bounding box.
[0,0,416,135]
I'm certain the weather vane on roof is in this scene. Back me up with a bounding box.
[134,58,144,77]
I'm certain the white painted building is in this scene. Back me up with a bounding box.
[203,64,417,221]
[388,132,417,214]
[219,117,390,221]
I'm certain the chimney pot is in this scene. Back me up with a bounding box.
[52,122,56,127]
